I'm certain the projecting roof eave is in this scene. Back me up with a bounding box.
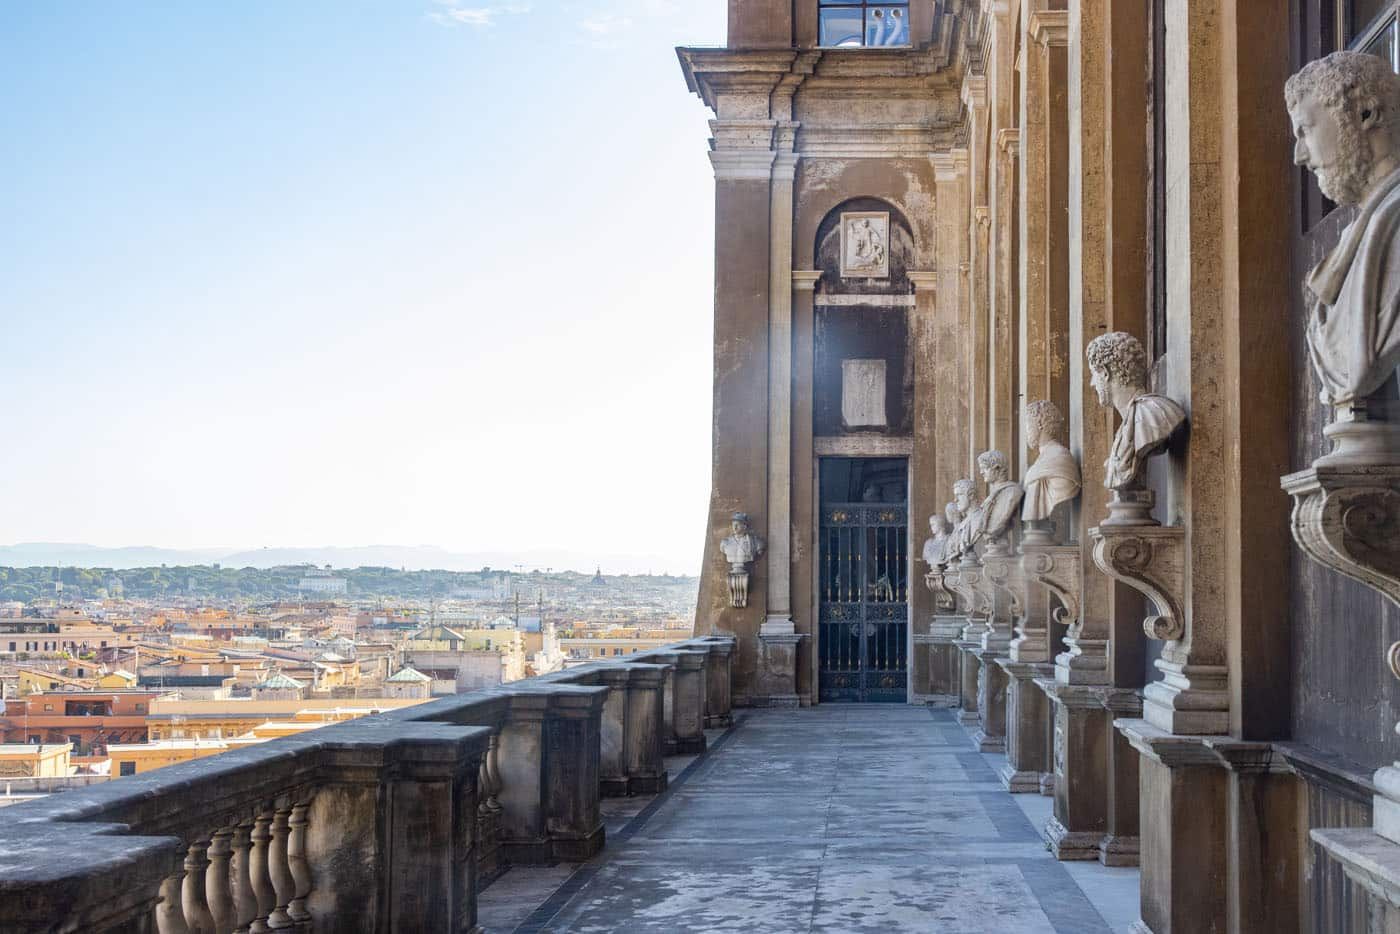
[676,47,800,112]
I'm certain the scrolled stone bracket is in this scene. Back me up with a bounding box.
[1020,544,1081,634]
[1282,465,1400,611]
[981,552,1025,621]
[1087,525,1185,642]
[924,568,957,613]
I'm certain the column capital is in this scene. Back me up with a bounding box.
[996,127,1020,156]
[931,151,959,182]
[791,270,823,291]
[908,271,938,290]
[961,74,988,110]
[952,147,970,176]
[1030,10,1069,48]
[709,149,777,180]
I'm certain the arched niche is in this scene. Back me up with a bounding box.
[813,197,917,296]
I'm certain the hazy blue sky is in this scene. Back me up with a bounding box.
[0,1,725,572]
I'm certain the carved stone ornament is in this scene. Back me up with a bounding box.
[1282,466,1400,608]
[839,211,890,279]
[1287,52,1400,466]
[982,551,1025,639]
[1088,525,1185,641]
[719,512,765,609]
[921,508,957,611]
[1021,544,1082,636]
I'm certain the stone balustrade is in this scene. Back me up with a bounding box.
[0,636,730,934]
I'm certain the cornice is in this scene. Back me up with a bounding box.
[791,271,823,291]
[677,48,800,112]
[1030,10,1069,49]
[931,151,960,182]
[709,150,777,181]
[961,73,988,110]
[996,126,1021,155]
[907,271,938,290]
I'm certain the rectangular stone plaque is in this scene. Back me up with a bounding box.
[841,358,887,428]
[840,211,890,279]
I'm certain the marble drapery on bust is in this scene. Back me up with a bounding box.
[973,450,1024,556]
[922,512,952,570]
[1021,399,1080,527]
[950,479,983,561]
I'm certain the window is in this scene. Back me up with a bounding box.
[119,761,136,776]
[1348,1,1399,68]
[819,1,910,48]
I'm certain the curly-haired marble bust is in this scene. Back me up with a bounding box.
[1086,332,1185,491]
[1288,51,1400,418]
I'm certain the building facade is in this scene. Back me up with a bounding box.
[683,1,1400,930]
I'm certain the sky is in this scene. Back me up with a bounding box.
[0,1,726,573]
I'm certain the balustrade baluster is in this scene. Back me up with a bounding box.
[266,807,296,929]
[287,803,313,923]
[230,821,258,934]
[206,828,236,932]
[248,812,276,934]
[155,871,190,934]
[486,731,503,813]
[180,841,216,933]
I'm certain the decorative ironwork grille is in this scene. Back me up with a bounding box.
[818,503,908,702]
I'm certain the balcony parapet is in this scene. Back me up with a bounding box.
[0,635,720,934]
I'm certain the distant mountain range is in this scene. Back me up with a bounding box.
[0,543,697,577]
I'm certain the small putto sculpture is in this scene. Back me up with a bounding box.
[974,450,1024,556]
[720,512,765,608]
[1021,400,1081,544]
[1086,331,1186,525]
[1287,51,1400,463]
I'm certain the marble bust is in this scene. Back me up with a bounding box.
[1086,332,1186,513]
[950,478,984,562]
[922,513,952,569]
[973,450,1024,556]
[720,512,765,608]
[1021,400,1080,543]
[1287,52,1400,463]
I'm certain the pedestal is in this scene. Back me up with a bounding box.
[956,637,981,727]
[1100,689,1142,867]
[973,650,1008,752]
[1037,680,1109,861]
[756,631,803,708]
[1312,829,1400,932]
[997,659,1053,792]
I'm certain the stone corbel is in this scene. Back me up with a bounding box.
[981,552,1024,623]
[1087,526,1185,641]
[949,562,990,625]
[1020,545,1082,634]
[1281,465,1400,608]
[924,567,957,612]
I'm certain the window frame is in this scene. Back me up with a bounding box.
[817,0,913,49]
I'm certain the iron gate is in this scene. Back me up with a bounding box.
[818,502,909,702]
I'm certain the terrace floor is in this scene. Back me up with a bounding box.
[480,704,1140,933]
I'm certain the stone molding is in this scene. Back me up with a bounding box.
[813,435,913,457]
[974,205,991,229]
[996,127,1020,156]
[1282,464,1400,609]
[908,270,938,290]
[1087,525,1185,641]
[961,73,988,110]
[1029,9,1069,48]
[709,149,778,180]
[931,151,960,181]
[1021,544,1081,633]
[791,270,823,291]
[1312,829,1400,910]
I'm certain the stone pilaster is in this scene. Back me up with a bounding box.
[765,125,799,638]
[1100,688,1142,867]
[998,658,1055,792]
[1037,679,1109,860]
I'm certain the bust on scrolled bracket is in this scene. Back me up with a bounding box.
[1086,331,1186,526]
[1287,52,1400,464]
[720,512,765,608]
[973,450,1024,556]
[922,512,952,571]
[1020,400,1080,545]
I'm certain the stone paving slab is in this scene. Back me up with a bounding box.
[482,706,1138,933]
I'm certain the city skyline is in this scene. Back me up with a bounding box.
[0,2,725,574]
